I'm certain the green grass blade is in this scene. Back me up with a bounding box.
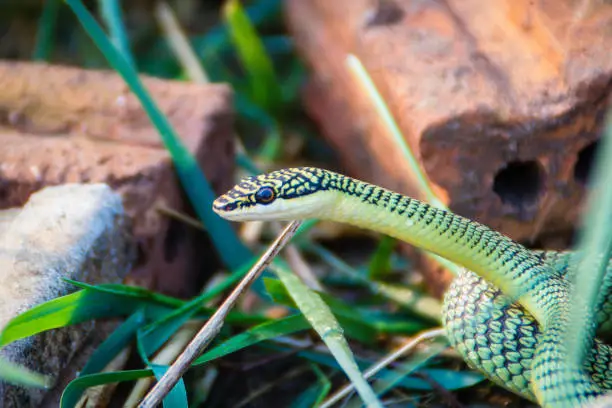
[258,120,283,161]
[136,296,205,360]
[346,55,462,277]
[233,93,283,160]
[367,342,450,396]
[271,262,383,408]
[418,368,484,390]
[65,0,253,272]
[66,281,271,326]
[345,55,441,209]
[33,0,61,60]
[305,243,442,322]
[368,236,396,280]
[194,314,309,365]
[362,310,430,334]
[341,338,447,407]
[291,364,331,408]
[98,0,134,68]
[268,342,459,393]
[0,289,144,347]
[372,284,442,323]
[223,0,283,114]
[65,280,178,302]
[269,281,429,335]
[64,280,266,322]
[260,35,294,56]
[151,364,188,408]
[566,111,612,364]
[0,357,50,388]
[195,0,281,57]
[60,370,153,408]
[0,279,268,354]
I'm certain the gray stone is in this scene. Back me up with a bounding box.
[0,209,19,229]
[0,184,135,407]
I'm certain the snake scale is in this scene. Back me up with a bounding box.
[212,167,612,407]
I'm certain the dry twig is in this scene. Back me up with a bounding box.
[138,220,303,407]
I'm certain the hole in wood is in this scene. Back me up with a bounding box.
[493,160,543,208]
[574,140,599,185]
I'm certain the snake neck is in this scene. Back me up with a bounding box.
[319,175,555,325]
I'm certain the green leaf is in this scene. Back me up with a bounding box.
[258,121,283,161]
[0,279,269,358]
[357,337,447,404]
[346,55,463,277]
[66,280,270,325]
[98,0,134,68]
[361,310,429,334]
[60,370,153,408]
[32,0,61,60]
[358,367,482,404]
[266,278,428,338]
[151,365,188,408]
[137,298,203,361]
[271,263,383,408]
[419,368,484,390]
[0,289,144,347]
[223,0,283,114]
[0,357,49,388]
[264,278,378,344]
[368,236,396,280]
[565,109,612,366]
[65,279,182,306]
[194,314,309,365]
[291,364,331,408]
[371,283,442,323]
[268,341,471,394]
[195,0,281,57]
[304,244,442,323]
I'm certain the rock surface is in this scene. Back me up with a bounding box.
[0,183,134,407]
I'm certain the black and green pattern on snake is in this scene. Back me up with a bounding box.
[213,167,612,407]
[445,250,612,402]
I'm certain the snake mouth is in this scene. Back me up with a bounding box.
[212,195,263,221]
[211,197,227,213]
[212,197,237,214]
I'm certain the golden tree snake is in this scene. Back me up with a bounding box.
[212,167,612,407]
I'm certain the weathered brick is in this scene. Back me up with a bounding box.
[286,0,612,294]
[0,61,236,297]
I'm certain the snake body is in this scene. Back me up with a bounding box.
[212,167,612,407]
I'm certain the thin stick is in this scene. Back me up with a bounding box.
[155,204,207,232]
[138,220,303,407]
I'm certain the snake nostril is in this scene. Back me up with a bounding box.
[223,202,237,211]
[493,160,544,210]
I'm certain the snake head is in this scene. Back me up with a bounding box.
[213,167,337,221]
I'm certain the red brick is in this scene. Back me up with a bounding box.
[286,0,612,294]
[0,61,236,297]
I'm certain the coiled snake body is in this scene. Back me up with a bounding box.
[213,167,612,407]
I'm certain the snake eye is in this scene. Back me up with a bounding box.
[255,186,276,204]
